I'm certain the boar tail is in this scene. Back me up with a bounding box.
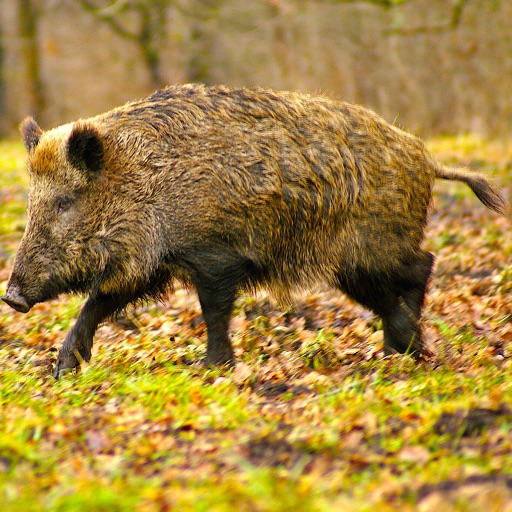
[433,162,509,217]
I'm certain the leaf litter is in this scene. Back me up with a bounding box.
[0,138,511,510]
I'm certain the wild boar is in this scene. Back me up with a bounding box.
[1,84,508,378]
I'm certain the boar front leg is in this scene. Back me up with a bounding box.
[191,252,253,366]
[196,281,237,366]
[53,293,131,379]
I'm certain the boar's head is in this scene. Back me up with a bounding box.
[2,118,112,312]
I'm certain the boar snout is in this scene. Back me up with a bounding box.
[2,281,31,313]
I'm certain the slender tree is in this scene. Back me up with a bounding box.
[18,0,45,121]
[178,0,223,83]
[0,18,6,136]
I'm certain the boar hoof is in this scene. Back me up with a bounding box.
[204,352,235,368]
[53,351,80,379]
[53,364,75,380]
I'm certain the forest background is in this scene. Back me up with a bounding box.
[0,0,511,139]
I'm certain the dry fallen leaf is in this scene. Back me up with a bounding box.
[233,362,252,385]
[396,446,430,464]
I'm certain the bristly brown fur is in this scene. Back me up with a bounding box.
[4,83,508,376]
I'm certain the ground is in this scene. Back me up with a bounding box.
[0,137,511,511]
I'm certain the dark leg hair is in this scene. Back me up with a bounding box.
[54,292,134,378]
[190,251,254,366]
[195,280,238,365]
[337,251,434,358]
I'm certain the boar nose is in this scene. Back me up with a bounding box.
[2,283,31,313]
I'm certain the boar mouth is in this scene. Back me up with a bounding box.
[2,270,73,313]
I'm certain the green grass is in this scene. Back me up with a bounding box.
[0,138,511,510]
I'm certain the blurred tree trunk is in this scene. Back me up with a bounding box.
[188,24,211,83]
[0,20,6,136]
[138,3,166,88]
[184,0,222,84]
[269,2,294,86]
[18,0,45,121]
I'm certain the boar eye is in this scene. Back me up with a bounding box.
[56,197,73,215]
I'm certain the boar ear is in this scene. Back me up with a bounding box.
[20,117,42,153]
[67,123,104,176]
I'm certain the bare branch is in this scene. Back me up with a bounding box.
[384,0,470,35]
[76,0,169,88]
[77,0,138,41]
[308,0,414,6]
[308,0,473,34]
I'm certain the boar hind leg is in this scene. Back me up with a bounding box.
[383,251,434,356]
[53,293,131,379]
[337,251,433,358]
